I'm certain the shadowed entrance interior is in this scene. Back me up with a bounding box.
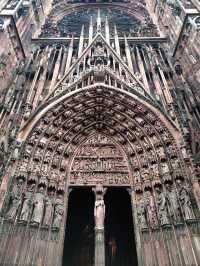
[62,187,138,266]
[62,188,95,266]
[105,188,138,266]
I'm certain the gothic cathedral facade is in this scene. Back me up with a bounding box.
[0,0,200,265]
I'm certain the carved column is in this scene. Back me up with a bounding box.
[93,185,106,266]
[95,228,105,266]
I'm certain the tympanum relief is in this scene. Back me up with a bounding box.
[70,134,130,186]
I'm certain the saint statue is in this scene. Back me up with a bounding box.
[166,183,181,223]
[31,186,45,225]
[145,190,158,228]
[161,163,170,174]
[155,186,170,226]
[94,193,105,230]
[20,183,35,223]
[6,178,24,221]
[52,194,64,229]
[137,198,148,229]
[178,183,195,220]
[43,190,55,227]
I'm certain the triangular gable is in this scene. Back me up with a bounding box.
[53,66,150,102]
[45,32,153,101]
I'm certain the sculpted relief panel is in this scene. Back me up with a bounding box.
[70,134,130,186]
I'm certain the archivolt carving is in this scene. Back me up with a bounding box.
[20,87,182,179]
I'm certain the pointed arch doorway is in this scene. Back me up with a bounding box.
[62,133,138,266]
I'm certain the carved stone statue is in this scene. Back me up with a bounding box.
[20,183,35,222]
[43,190,55,227]
[181,145,189,159]
[94,44,104,57]
[171,159,180,170]
[6,178,24,221]
[166,183,181,223]
[137,198,148,229]
[158,146,165,160]
[94,193,105,230]
[155,186,170,226]
[12,140,22,160]
[145,191,158,228]
[23,103,32,120]
[52,194,64,229]
[31,186,45,225]
[177,181,195,220]
[161,163,170,174]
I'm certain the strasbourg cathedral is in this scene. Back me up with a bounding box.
[1,0,200,264]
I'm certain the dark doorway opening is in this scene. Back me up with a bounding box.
[105,188,138,266]
[62,188,95,266]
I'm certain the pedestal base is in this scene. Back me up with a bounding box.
[95,228,105,266]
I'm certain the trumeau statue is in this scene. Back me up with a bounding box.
[52,194,64,229]
[20,183,35,223]
[94,193,105,230]
[155,186,170,226]
[43,190,55,227]
[6,178,24,220]
[31,186,45,225]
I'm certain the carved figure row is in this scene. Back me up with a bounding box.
[137,179,196,230]
[6,178,64,230]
